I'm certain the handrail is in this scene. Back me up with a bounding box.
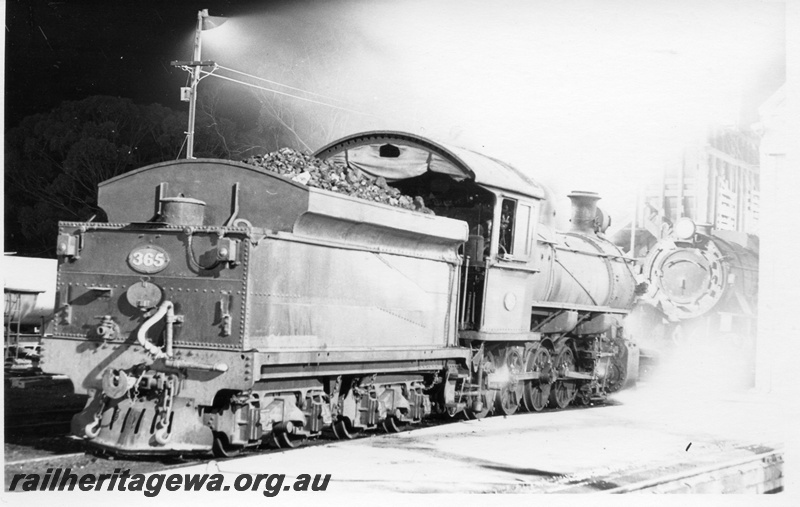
[137,301,173,360]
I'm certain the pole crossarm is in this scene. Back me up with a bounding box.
[170,60,217,68]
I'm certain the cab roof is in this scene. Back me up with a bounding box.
[314,131,545,199]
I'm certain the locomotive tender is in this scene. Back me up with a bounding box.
[42,131,638,457]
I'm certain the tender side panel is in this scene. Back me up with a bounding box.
[246,236,459,352]
[303,187,468,247]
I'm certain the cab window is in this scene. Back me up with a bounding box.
[499,198,516,256]
[514,202,532,256]
[499,198,533,259]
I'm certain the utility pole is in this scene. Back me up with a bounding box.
[171,9,226,159]
[186,10,204,159]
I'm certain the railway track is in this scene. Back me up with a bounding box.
[5,385,781,495]
[6,398,618,459]
[5,453,87,467]
[5,409,82,433]
[0,369,651,491]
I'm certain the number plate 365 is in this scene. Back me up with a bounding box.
[128,245,170,274]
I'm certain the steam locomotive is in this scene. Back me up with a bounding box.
[41,131,639,457]
[634,218,759,354]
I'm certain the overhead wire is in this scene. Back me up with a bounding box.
[199,68,375,117]
[215,64,345,103]
[172,61,381,155]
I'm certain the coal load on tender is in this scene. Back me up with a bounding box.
[243,147,433,214]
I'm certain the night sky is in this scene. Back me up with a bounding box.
[3,0,787,213]
[4,0,258,128]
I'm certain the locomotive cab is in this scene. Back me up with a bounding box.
[388,176,543,331]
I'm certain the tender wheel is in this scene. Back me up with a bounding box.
[212,433,242,458]
[522,346,553,412]
[331,418,355,440]
[381,416,404,433]
[494,348,524,416]
[269,431,299,449]
[549,346,577,409]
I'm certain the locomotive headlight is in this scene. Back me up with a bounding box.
[596,362,607,379]
[674,217,696,240]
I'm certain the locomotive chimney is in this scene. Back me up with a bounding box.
[567,191,601,235]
